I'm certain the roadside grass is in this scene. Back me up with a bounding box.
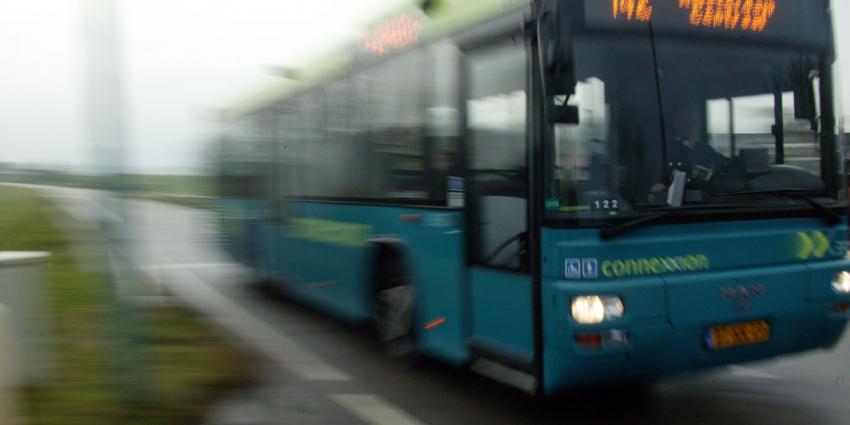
[0,186,254,425]
[125,174,212,197]
[0,173,213,197]
[0,173,215,209]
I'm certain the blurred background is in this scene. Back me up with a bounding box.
[0,0,407,176]
[1,2,412,424]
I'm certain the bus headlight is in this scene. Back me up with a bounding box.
[833,271,850,294]
[571,296,624,325]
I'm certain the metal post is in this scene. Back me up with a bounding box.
[773,88,786,165]
[81,0,150,404]
[728,98,736,156]
[0,304,19,425]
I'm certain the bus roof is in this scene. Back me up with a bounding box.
[223,0,532,121]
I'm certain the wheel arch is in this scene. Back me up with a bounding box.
[368,237,413,292]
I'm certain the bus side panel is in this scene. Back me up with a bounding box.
[216,197,265,267]
[270,202,469,364]
[469,268,534,361]
[264,202,371,321]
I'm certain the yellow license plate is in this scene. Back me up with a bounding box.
[708,320,771,350]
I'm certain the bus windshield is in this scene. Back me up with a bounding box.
[545,32,845,222]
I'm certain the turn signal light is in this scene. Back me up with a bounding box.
[575,330,628,349]
[575,333,603,348]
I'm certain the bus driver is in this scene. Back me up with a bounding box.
[648,105,732,201]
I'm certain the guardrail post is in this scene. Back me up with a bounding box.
[0,303,20,425]
[0,252,51,386]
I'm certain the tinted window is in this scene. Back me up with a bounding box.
[252,44,463,205]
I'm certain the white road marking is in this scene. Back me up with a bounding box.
[330,394,427,425]
[728,366,783,380]
[470,358,536,393]
[144,262,351,382]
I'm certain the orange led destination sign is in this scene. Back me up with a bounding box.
[589,0,830,47]
[613,0,654,22]
[612,0,777,32]
[361,14,423,55]
[679,0,776,31]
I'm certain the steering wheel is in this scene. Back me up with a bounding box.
[482,231,528,272]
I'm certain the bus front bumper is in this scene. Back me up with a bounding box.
[541,272,850,394]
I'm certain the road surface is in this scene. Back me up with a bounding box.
[20,184,850,425]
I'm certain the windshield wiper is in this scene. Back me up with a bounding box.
[600,211,672,241]
[711,188,842,225]
[600,204,743,241]
[647,20,670,190]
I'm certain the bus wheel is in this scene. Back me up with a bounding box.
[374,259,417,360]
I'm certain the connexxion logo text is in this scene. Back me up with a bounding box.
[601,255,711,278]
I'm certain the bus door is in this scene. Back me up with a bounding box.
[463,39,535,370]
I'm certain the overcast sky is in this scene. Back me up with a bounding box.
[0,0,404,173]
[1,0,850,174]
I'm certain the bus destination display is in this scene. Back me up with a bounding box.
[611,0,775,31]
[586,0,830,47]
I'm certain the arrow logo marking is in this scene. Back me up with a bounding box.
[796,231,830,260]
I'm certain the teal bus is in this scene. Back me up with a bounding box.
[214,0,850,394]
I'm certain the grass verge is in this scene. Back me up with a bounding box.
[0,186,255,425]
[0,173,213,197]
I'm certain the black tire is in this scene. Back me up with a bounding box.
[373,255,418,361]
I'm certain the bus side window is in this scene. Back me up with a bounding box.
[362,50,428,200]
[425,41,462,204]
[224,113,272,200]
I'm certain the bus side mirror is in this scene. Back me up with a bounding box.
[549,104,579,124]
[792,63,818,129]
[537,6,577,101]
